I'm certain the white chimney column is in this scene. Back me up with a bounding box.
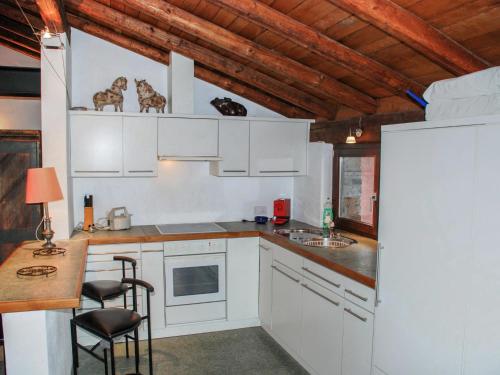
[168,51,194,114]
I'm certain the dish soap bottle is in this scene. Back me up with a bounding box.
[322,198,334,238]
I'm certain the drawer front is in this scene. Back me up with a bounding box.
[85,260,142,282]
[141,242,164,251]
[343,277,375,313]
[271,243,303,273]
[79,291,142,311]
[163,239,226,256]
[302,259,344,296]
[87,243,141,262]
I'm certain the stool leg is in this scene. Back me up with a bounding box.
[110,340,116,375]
[148,322,153,375]
[70,321,78,374]
[125,335,129,358]
[134,328,140,373]
[103,349,108,375]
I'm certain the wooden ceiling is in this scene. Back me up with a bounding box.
[1,0,499,120]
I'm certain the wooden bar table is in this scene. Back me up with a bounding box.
[0,239,88,375]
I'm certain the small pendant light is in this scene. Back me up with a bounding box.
[346,128,356,144]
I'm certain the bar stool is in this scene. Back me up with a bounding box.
[74,256,137,358]
[71,278,154,375]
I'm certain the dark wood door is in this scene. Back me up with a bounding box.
[0,130,42,248]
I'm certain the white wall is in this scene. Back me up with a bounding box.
[71,28,281,117]
[71,28,168,112]
[0,45,41,130]
[73,162,292,225]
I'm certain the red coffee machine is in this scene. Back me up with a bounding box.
[272,198,291,225]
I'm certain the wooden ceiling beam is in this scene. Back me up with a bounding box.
[327,0,490,75]
[210,0,424,97]
[35,0,68,34]
[0,2,45,31]
[0,38,40,60]
[65,0,337,119]
[0,15,38,43]
[67,13,312,119]
[123,0,377,113]
[0,28,39,53]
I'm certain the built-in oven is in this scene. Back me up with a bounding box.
[164,253,226,306]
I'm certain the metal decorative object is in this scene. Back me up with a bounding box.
[135,79,167,113]
[210,97,247,116]
[32,247,66,257]
[17,265,57,279]
[93,76,128,112]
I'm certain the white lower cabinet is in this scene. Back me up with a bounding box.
[262,242,375,375]
[258,240,273,331]
[271,262,302,355]
[341,300,374,375]
[141,242,165,330]
[227,238,259,321]
[300,279,344,375]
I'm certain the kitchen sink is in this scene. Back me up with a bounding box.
[274,228,356,248]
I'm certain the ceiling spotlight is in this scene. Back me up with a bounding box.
[42,26,52,39]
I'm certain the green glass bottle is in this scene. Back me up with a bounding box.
[322,197,334,237]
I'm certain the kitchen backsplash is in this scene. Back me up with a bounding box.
[72,161,293,226]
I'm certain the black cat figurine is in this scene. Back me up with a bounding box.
[210,97,247,116]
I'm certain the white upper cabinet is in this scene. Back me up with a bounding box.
[249,120,309,176]
[71,114,123,177]
[158,117,219,159]
[123,116,158,177]
[210,119,249,176]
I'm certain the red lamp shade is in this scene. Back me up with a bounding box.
[26,167,63,204]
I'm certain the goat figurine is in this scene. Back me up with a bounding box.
[135,79,167,113]
[210,97,247,116]
[93,76,127,112]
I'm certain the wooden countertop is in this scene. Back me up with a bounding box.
[0,240,88,313]
[72,220,377,288]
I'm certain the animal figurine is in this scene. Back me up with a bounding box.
[210,97,247,116]
[134,79,167,113]
[93,77,127,112]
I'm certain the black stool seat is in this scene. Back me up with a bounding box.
[82,280,129,302]
[74,308,142,339]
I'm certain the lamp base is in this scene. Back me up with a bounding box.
[41,216,56,249]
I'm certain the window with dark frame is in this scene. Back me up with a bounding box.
[333,143,380,239]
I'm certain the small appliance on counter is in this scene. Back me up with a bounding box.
[272,198,291,225]
[108,207,132,231]
[254,205,268,224]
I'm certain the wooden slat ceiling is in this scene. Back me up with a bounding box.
[1,0,499,121]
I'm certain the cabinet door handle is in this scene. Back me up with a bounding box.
[345,289,368,302]
[302,267,341,288]
[86,267,134,273]
[74,170,120,173]
[259,244,271,251]
[223,170,247,173]
[128,170,154,173]
[141,250,164,253]
[89,251,138,256]
[375,243,383,307]
[344,308,368,322]
[302,283,339,306]
[259,170,299,173]
[272,265,300,283]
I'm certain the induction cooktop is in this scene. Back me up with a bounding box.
[156,222,227,235]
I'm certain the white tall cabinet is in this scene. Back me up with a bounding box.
[373,115,500,375]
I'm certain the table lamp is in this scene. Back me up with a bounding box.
[26,167,63,249]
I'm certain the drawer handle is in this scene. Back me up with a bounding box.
[272,265,300,283]
[223,170,247,173]
[86,267,134,273]
[259,170,299,173]
[89,251,138,256]
[344,307,367,322]
[74,170,120,173]
[141,250,164,253]
[345,289,368,302]
[302,283,339,306]
[259,244,271,251]
[302,267,341,288]
[128,170,154,173]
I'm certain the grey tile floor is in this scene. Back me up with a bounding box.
[1,327,309,374]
